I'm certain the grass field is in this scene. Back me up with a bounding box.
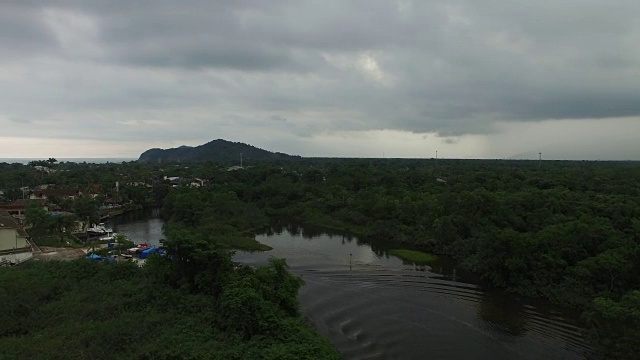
[389,249,437,265]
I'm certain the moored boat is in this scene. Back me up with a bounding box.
[99,231,118,241]
[87,223,113,235]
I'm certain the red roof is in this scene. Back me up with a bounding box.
[34,189,80,197]
[0,199,46,210]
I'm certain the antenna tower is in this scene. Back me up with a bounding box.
[538,152,542,168]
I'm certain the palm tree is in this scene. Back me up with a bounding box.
[51,214,77,246]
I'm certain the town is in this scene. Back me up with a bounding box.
[0,159,216,266]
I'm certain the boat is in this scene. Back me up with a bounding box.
[99,231,118,241]
[87,223,113,235]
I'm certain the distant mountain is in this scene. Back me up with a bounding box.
[137,139,300,163]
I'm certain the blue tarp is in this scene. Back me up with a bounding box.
[87,253,103,260]
[139,247,166,259]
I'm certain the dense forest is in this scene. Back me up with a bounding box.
[0,234,339,359]
[0,160,339,359]
[1,158,639,358]
[160,159,640,359]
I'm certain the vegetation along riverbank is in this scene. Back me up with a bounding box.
[1,158,639,358]
[158,158,639,359]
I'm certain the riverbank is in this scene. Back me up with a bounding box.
[280,209,587,303]
[111,203,600,359]
[111,205,273,252]
[34,243,110,261]
[0,251,340,359]
[236,221,596,359]
[99,203,143,220]
[388,249,437,264]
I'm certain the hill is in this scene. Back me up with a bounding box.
[138,139,300,163]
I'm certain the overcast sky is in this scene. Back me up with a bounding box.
[2,0,640,159]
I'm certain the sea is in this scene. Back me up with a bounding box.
[0,158,136,164]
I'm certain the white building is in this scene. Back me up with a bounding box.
[0,209,33,265]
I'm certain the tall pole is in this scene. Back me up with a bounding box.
[538,152,542,169]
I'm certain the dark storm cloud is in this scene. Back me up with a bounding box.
[2,0,640,141]
[0,3,58,56]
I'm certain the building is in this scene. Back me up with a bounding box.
[86,184,101,198]
[0,209,33,265]
[192,178,209,187]
[0,199,48,226]
[127,181,152,188]
[33,165,55,174]
[30,188,81,200]
[49,211,85,233]
[163,176,182,187]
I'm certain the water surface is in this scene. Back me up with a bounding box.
[236,222,594,360]
[114,214,594,360]
[107,207,164,246]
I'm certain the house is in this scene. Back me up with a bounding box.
[30,188,81,200]
[49,211,85,233]
[0,209,33,265]
[33,166,55,174]
[189,178,210,188]
[128,181,152,188]
[226,166,244,171]
[163,176,182,187]
[193,178,208,187]
[102,198,120,206]
[0,199,48,226]
[86,184,101,198]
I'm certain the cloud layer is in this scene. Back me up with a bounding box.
[1,1,640,159]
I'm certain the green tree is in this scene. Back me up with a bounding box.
[162,225,234,296]
[574,248,633,294]
[50,214,77,245]
[73,196,100,230]
[122,185,148,207]
[586,291,640,359]
[25,202,52,237]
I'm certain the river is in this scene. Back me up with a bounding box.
[110,210,595,360]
